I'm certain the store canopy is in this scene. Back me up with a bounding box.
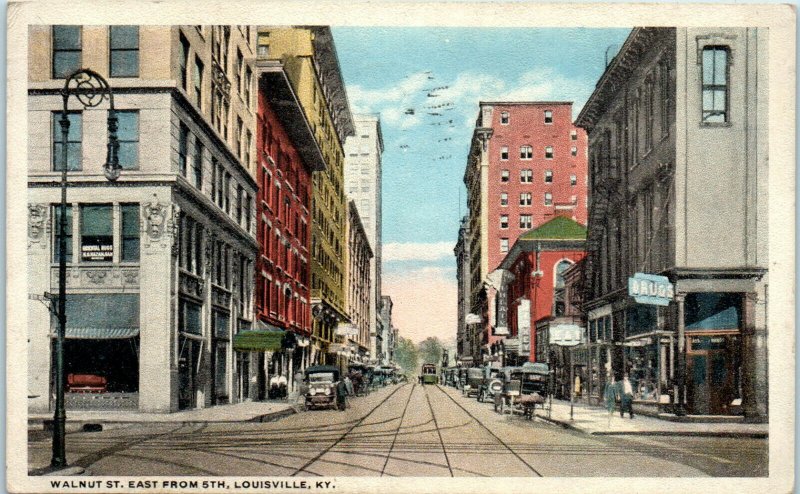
[52,294,139,339]
[233,329,286,352]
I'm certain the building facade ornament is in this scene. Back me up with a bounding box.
[28,203,47,248]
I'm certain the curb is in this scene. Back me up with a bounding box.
[534,413,767,438]
[29,407,298,428]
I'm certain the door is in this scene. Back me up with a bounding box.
[257,352,266,400]
[178,337,198,410]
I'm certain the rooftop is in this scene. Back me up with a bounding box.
[519,216,587,241]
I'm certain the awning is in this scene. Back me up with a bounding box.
[233,330,286,352]
[51,294,139,339]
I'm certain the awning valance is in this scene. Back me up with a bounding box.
[51,294,140,339]
[233,330,285,352]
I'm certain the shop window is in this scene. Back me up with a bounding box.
[52,111,82,171]
[685,292,742,329]
[121,204,140,262]
[52,205,73,263]
[109,26,139,77]
[52,26,81,79]
[116,111,139,169]
[80,205,113,262]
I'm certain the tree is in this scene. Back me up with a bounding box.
[393,337,419,376]
[417,337,445,371]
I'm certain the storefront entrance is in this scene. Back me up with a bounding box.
[178,335,202,410]
[686,333,741,415]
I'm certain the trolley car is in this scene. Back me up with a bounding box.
[421,363,438,384]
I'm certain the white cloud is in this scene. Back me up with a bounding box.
[346,67,593,131]
[382,266,457,344]
[383,241,454,262]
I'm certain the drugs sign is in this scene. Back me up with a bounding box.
[628,273,674,306]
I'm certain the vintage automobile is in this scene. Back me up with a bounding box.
[476,366,504,403]
[497,363,550,417]
[347,363,369,396]
[462,367,484,397]
[515,362,550,397]
[493,367,522,413]
[421,363,438,384]
[304,365,342,410]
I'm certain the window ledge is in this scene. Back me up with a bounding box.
[699,121,732,128]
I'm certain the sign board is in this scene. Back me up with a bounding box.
[81,241,113,261]
[549,324,584,346]
[517,299,530,355]
[690,335,728,350]
[628,272,674,306]
[335,324,359,337]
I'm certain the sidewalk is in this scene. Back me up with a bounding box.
[29,399,298,428]
[534,399,768,438]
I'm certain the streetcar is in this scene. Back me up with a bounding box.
[421,363,438,384]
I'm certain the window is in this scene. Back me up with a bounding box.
[520,192,532,206]
[500,238,509,253]
[500,146,509,160]
[52,205,73,263]
[544,192,553,206]
[52,26,81,78]
[121,204,140,262]
[178,124,189,177]
[520,145,533,160]
[570,174,577,186]
[544,170,553,183]
[243,192,251,232]
[244,130,252,168]
[500,215,508,229]
[257,32,270,57]
[224,172,231,214]
[500,169,509,182]
[571,146,578,157]
[702,46,729,123]
[109,26,139,77]
[545,146,553,159]
[52,112,82,171]
[193,56,204,108]
[81,205,113,262]
[116,111,139,169]
[179,33,190,91]
[193,137,203,188]
[544,110,553,124]
[500,111,509,125]
[236,117,243,159]
[244,66,252,108]
[660,59,671,135]
[236,49,243,94]
[236,184,244,224]
[520,215,532,229]
[520,169,532,183]
[500,193,508,206]
[570,129,578,140]
[645,75,655,150]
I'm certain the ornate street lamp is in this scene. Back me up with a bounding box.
[52,69,120,468]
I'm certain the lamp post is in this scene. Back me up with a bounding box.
[52,69,120,468]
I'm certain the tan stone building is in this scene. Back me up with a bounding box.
[28,25,258,412]
[345,200,373,359]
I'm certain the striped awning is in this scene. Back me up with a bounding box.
[51,294,139,340]
[233,330,286,352]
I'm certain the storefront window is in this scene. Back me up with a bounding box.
[81,205,113,262]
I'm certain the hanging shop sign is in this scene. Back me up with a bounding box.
[81,237,113,261]
[335,323,359,337]
[549,324,584,346]
[517,299,531,355]
[628,273,674,306]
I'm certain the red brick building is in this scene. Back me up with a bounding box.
[463,102,588,363]
[498,216,587,363]
[250,63,327,393]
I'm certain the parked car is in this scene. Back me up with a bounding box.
[462,367,484,397]
[477,366,504,403]
[304,365,342,410]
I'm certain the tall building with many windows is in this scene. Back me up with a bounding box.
[257,27,354,365]
[344,114,384,361]
[346,200,374,359]
[462,102,587,364]
[27,25,257,412]
[575,28,768,419]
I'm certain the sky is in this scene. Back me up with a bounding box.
[333,27,631,343]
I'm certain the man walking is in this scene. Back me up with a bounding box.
[620,374,635,419]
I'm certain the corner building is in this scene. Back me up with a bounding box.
[463,102,587,364]
[257,27,354,366]
[575,28,768,420]
[28,25,258,412]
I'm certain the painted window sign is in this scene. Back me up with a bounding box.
[628,272,674,306]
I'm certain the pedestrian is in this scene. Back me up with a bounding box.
[603,375,618,427]
[277,373,288,399]
[620,374,634,419]
[344,374,354,408]
[336,378,348,411]
[269,374,279,399]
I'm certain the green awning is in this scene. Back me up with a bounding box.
[233,330,285,352]
[51,294,140,339]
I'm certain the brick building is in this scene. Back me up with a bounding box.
[462,102,587,364]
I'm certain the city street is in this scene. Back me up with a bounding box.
[29,384,767,477]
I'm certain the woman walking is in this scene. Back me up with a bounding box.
[603,375,618,427]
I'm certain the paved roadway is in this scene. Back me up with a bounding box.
[29,383,767,477]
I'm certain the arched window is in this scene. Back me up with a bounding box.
[555,260,573,288]
[553,259,574,317]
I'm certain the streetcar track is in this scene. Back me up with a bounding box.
[422,384,454,477]
[380,383,416,476]
[433,384,544,477]
[290,383,409,476]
